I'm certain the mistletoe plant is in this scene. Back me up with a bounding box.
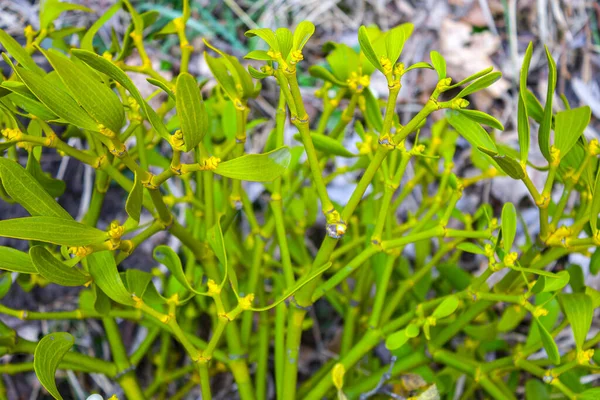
[0,1,599,400]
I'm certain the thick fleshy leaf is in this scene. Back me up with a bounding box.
[214,147,291,182]
[87,251,134,306]
[125,172,143,223]
[0,217,107,246]
[446,111,498,152]
[80,1,122,51]
[592,168,600,234]
[531,270,570,293]
[358,26,381,73]
[385,328,409,350]
[34,332,74,400]
[42,49,124,134]
[456,242,485,255]
[203,40,254,99]
[430,51,446,79]
[478,147,525,179]
[244,50,272,61]
[26,154,66,199]
[525,380,549,400]
[3,85,58,120]
[385,23,412,65]
[207,218,230,289]
[294,133,356,157]
[308,66,347,87]
[498,304,527,332]
[292,21,315,53]
[554,106,591,159]
[518,42,533,163]
[325,43,359,81]
[153,245,202,294]
[176,72,207,151]
[404,62,434,74]
[5,58,98,131]
[432,295,459,319]
[71,49,171,141]
[447,67,493,90]
[0,29,45,75]
[205,53,239,102]
[501,203,517,253]
[245,28,279,51]
[456,72,502,98]
[276,28,293,60]
[538,46,556,161]
[560,293,593,352]
[30,246,90,286]
[458,109,503,130]
[147,78,174,99]
[0,246,36,273]
[0,158,71,219]
[362,88,383,133]
[525,90,544,123]
[534,317,560,364]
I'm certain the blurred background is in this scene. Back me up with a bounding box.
[1,1,600,398]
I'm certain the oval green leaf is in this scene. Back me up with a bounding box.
[34,332,75,400]
[501,202,517,253]
[176,72,207,151]
[214,147,291,182]
[30,246,90,287]
[87,251,135,306]
[0,217,106,246]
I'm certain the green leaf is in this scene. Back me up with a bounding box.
[207,217,230,289]
[244,50,272,61]
[525,380,549,400]
[80,1,122,51]
[40,0,92,30]
[153,245,205,295]
[0,217,107,246]
[308,66,347,87]
[34,332,74,400]
[203,40,255,99]
[42,49,124,134]
[538,46,557,161]
[534,317,561,364]
[385,23,412,65]
[214,147,291,182]
[430,51,446,79]
[432,295,459,319]
[0,158,71,219]
[560,293,593,352]
[276,28,293,60]
[518,42,533,163]
[525,90,544,123]
[294,133,356,157]
[532,270,570,293]
[501,203,517,253]
[458,109,503,130]
[456,72,502,98]
[26,154,66,198]
[566,264,585,293]
[204,53,239,102]
[403,62,434,74]
[446,111,498,152]
[0,29,45,75]
[4,57,98,131]
[478,147,525,179]
[591,248,600,275]
[363,88,383,133]
[87,251,134,306]
[245,28,279,51]
[3,86,58,120]
[30,246,90,286]
[125,172,143,223]
[147,78,174,99]
[385,328,410,350]
[292,21,315,53]
[71,50,171,142]
[358,26,381,73]
[447,67,494,90]
[591,160,600,234]
[554,106,591,159]
[498,304,527,332]
[456,242,485,255]
[176,72,207,151]
[0,246,36,273]
[580,388,600,400]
